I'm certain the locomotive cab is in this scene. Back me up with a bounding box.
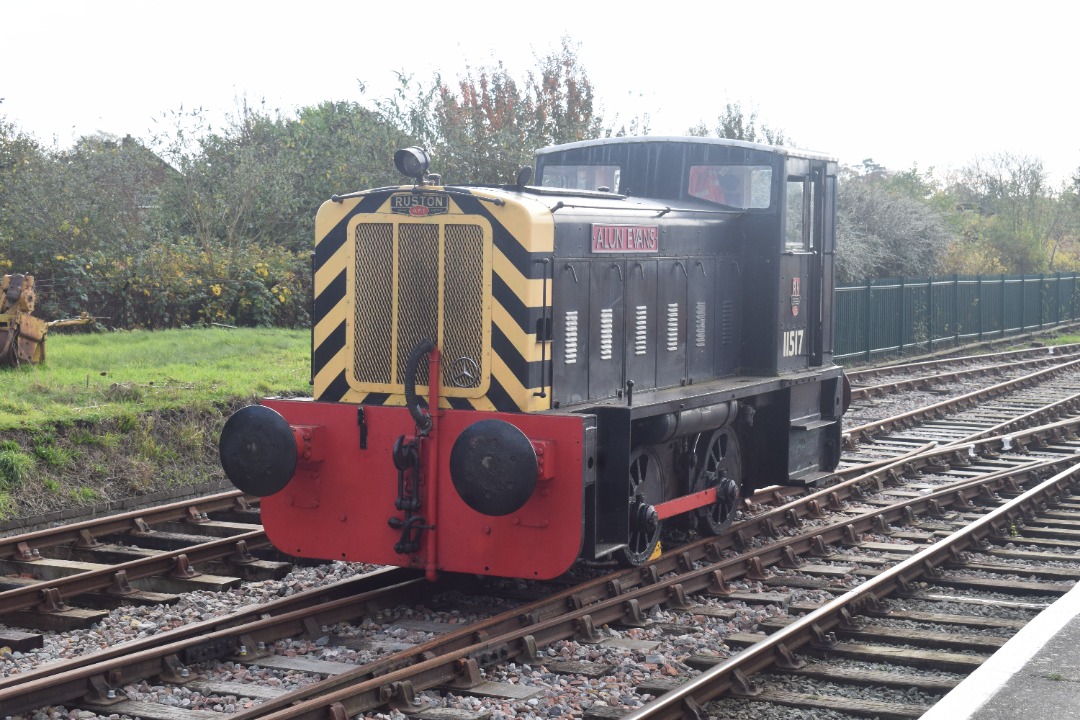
[220,137,847,580]
[535,138,845,494]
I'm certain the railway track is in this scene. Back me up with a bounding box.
[0,491,284,628]
[846,342,1080,402]
[624,457,1080,719]
[13,415,1069,719]
[844,342,1080,388]
[4,351,1080,718]
[841,355,1080,470]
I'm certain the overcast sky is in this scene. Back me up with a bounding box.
[3,1,1077,184]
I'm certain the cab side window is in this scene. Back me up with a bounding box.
[689,166,735,204]
[689,165,773,208]
[785,179,808,251]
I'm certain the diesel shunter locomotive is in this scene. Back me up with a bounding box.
[219,136,848,580]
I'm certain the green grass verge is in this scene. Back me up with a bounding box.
[1040,333,1080,345]
[0,327,311,430]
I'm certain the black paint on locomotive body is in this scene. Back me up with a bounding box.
[532,136,845,561]
[218,135,848,579]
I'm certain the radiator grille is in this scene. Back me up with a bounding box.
[351,221,486,391]
[440,224,485,387]
[396,224,440,385]
[353,223,394,384]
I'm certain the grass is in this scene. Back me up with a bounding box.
[68,486,102,502]
[0,327,311,430]
[1040,333,1080,346]
[0,327,311,520]
[0,442,35,488]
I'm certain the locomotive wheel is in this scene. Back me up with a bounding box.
[691,427,742,535]
[616,447,665,567]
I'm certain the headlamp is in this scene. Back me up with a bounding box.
[394,146,431,181]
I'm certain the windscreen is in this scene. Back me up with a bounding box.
[540,164,621,193]
[687,165,773,209]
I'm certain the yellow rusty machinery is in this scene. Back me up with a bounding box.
[0,273,92,367]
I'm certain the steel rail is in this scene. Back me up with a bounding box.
[843,342,1080,384]
[0,565,417,690]
[835,385,1080,482]
[0,489,252,558]
[834,441,939,480]
[844,356,1080,446]
[0,567,417,694]
[733,445,1069,559]
[0,554,676,716]
[940,393,1080,448]
[0,570,426,716]
[224,442,1080,719]
[5,422,1071,718]
[0,528,270,615]
[621,461,1080,720]
[6,380,1080,715]
[763,366,1080,505]
[849,353,1080,401]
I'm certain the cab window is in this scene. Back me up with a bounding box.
[541,164,621,192]
[688,165,772,208]
[785,179,808,250]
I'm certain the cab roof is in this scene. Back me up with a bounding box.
[535,135,837,163]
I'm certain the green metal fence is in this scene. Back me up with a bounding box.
[834,273,1080,362]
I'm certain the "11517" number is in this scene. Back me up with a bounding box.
[782,329,804,357]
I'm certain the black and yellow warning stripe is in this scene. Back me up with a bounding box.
[311,187,554,414]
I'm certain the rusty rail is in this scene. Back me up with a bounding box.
[622,461,1080,720]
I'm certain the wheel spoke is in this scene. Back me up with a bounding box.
[616,447,664,567]
[691,428,741,535]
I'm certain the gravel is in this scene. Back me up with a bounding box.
[0,560,380,677]
[7,363,1078,718]
[3,570,845,719]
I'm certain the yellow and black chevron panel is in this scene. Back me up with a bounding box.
[312,188,554,414]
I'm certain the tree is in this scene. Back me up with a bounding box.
[0,112,47,271]
[287,100,404,206]
[144,97,405,328]
[146,102,311,327]
[882,164,935,200]
[153,102,294,258]
[432,62,533,184]
[604,91,651,138]
[0,123,173,317]
[422,37,603,184]
[372,72,444,153]
[835,179,954,283]
[1054,170,1080,269]
[527,37,604,148]
[942,153,1065,273]
[691,102,790,145]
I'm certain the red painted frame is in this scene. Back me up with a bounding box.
[258,399,588,580]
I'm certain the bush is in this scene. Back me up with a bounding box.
[38,239,310,331]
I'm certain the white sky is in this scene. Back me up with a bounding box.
[2,0,1078,185]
